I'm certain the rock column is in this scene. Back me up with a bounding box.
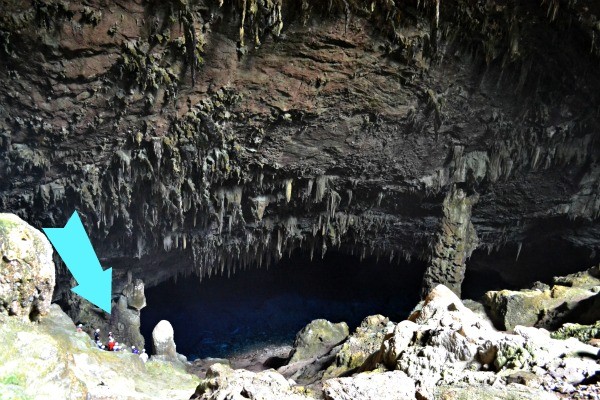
[109,277,147,348]
[421,185,479,298]
[152,319,178,362]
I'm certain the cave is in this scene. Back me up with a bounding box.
[141,250,426,360]
[1,0,600,398]
[140,235,600,360]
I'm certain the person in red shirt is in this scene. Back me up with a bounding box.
[107,339,115,351]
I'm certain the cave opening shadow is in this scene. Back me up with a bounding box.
[140,250,425,360]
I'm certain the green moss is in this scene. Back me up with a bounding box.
[117,41,178,96]
[81,7,102,26]
[0,215,19,235]
[494,342,533,371]
[1,373,26,386]
[551,321,600,342]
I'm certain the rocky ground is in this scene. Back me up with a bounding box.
[190,279,600,399]
[1,0,599,312]
[0,304,200,400]
[2,208,600,399]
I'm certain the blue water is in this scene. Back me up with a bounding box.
[141,251,424,360]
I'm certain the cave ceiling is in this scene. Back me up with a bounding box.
[1,0,599,292]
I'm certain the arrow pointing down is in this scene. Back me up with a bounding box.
[43,211,112,313]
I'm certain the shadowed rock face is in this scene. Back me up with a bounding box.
[0,213,55,320]
[0,0,599,300]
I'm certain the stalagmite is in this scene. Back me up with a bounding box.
[421,185,479,297]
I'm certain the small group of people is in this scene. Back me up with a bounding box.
[77,324,148,363]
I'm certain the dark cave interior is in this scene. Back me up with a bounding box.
[140,237,599,361]
[141,250,425,360]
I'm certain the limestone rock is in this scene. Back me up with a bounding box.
[323,371,416,400]
[152,320,178,362]
[552,321,600,342]
[289,319,349,364]
[421,186,479,297]
[355,284,598,398]
[381,320,418,368]
[434,384,559,400]
[0,304,199,400]
[109,295,145,349]
[483,267,600,331]
[0,213,55,321]
[408,285,484,330]
[123,278,146,311]
[190,363,314,400]
[3,0,599,318]
[428,329,478,362]
[324,315,393,379]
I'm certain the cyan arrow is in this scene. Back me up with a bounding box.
[43,211,112,313]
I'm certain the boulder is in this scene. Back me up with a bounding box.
[323,315,393,379]
[152,320,178,362]
[190,363,313,400]
[289,319,349,364]
[483,267,600,331]
[0,213,55,321]
[381,320,418,368]
[323,371,416,400]
[434,384,559,400]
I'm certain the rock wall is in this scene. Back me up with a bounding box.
[0,213,55,321]
[1,0,599,299]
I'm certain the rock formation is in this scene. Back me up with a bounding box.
[152,319,181,363]
[0,304,200,399]
[0,0,598,308]
[0,213,55,321]
[109,277,147,348]
[0,213,199,399]
[483,266,600,331]
[189,283,600,399]
[288,319,349,364]
[421,185,479,296]
[1,0,600,396]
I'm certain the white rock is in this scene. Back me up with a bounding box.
[152,320,177,361]
[382,320,418,368]
[323,371,416,400]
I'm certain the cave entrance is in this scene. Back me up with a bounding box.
[140,250,426,360]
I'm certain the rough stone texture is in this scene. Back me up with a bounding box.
[276,319,349,384]
[109,296,144,349]
[422,185,479,297]
[289,319,349,364]
[357,284,600,399]
[108,277,146,348]
[323,371,416,400]
[380,320,418,369]
[0,0,599,306]
[0,304,199,400]
[123,278,146,311]
[64,275,147,349]
[190,363,314,400]
[483,266,600,331]
[0,213,55,321]
[152,319,178,362]
[434,384,559,400]
[552,320,600,343]
[324,315,393,379]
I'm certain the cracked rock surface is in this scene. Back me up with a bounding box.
[0,1,599,306]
